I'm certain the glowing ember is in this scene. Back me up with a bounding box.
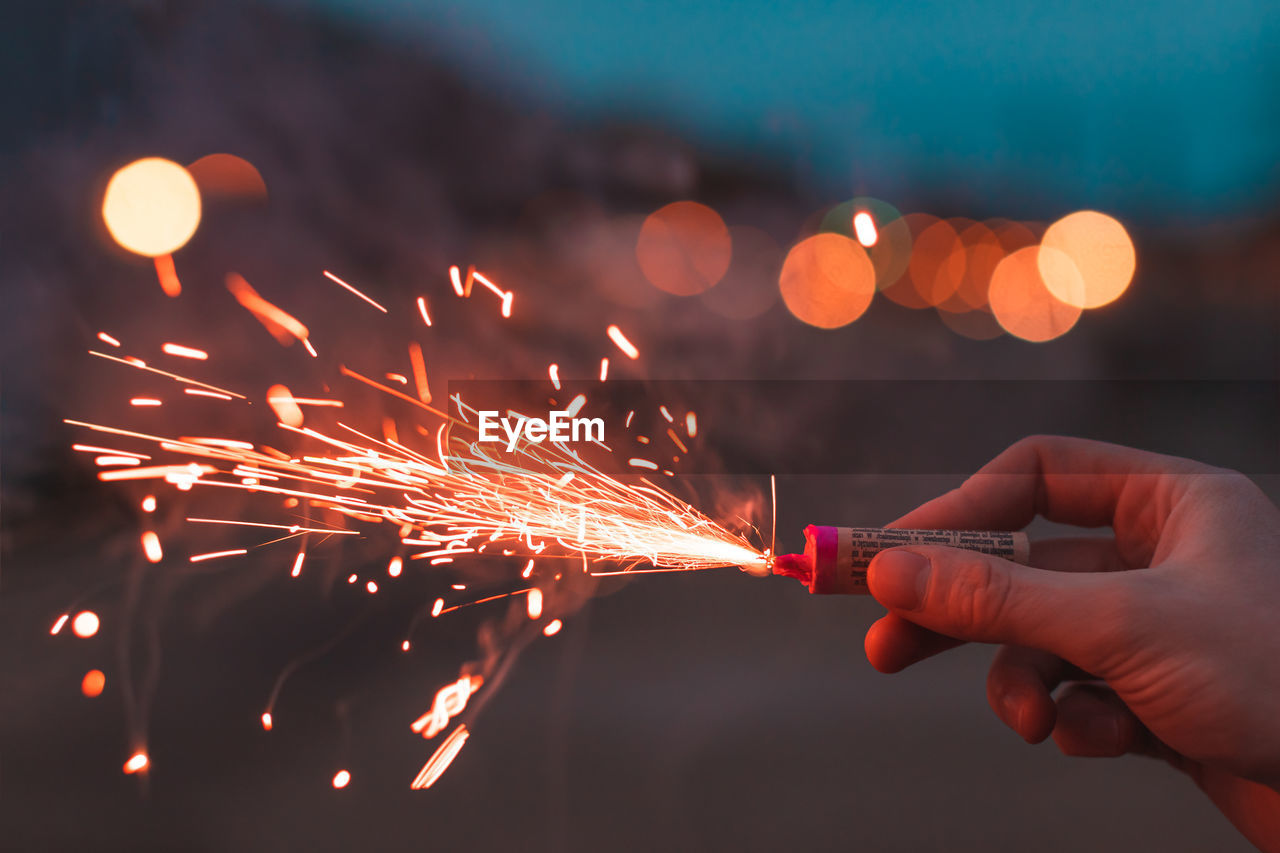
[162,342,208,360]
[50,614,69,635]
[542,619,563,637]
[101,158,201,258]
[72,611,100,638]
[123,752,149,774]
[332,769,351,789]
[141,531,163,563]
[411,725,469,790]
[82,669,106,698]
[853,211,878,247]
[606,324,640,359]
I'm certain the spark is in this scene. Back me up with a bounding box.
[98,332,122,347]
[666,429,689,454]
[853,211,878,247]
[526,588,543,619]
[141,531,163,563]
[96,456,141,466]
[290,552,306,577]
[130,398,162,407]
[408,343,431,404]
[162,343,208,360]
[73,444,149,459]
[226,273,310,347]
[388,556,403,577]
[548,364,561,391]
[410,675,480,738]
[366,580,379,594]
[564,394,587,417]
[599,358,609,382]
[628,458,659,471]
[411,725,469,790]
[431,598,444,617]
[141,495,157,512]
[417,296,433,326]
[521,560,535,578]
[185,388,234,400]
[658,405,674,423]
[123,752,149,774]
[50,614,69,635]
[686,411,697,438]
[189,549,248,563]
[542,619,563,636]
[261,712,273,731]
[154,254,182,297]
[448,265,465,296]
[332,769,351,789]
[323,270,388,313]
[91,350,248,399]
[72,611,99,638]
[82,669,106,698]
[606,324,639,359]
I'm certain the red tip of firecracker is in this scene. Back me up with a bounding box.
[772,552,812,583]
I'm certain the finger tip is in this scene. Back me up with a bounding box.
[863,618,906,673]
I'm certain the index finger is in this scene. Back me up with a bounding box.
[891,435,1210,534]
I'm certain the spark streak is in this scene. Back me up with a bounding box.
[324,270,388,313]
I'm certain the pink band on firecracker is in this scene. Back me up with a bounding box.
[804,524,839,594]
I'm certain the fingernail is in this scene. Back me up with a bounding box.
[869,549,930,611]
[999,690,1022,733]
[1086,713,1122,754]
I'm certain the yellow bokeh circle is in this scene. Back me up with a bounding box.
[102,157,202,257]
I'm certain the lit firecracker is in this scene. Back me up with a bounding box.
[68,160,771,790]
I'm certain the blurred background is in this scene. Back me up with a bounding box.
[2,1,1277,850]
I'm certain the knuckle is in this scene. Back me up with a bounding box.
[940,556,1011,637]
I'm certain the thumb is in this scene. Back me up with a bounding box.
[867,545,1133,667]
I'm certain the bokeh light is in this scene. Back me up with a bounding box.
[906,217,966,307]
[101,158,202,257]
[988,246,1082,342]
[81,669,106,698]
[1038,210,1136,308]
[938,221,1002,313]
[852,211,877,246]
[635,201,731,295]
[818,198,911,291]
[778,233,876,329]
[72,610,100,638]
[186,153,268,199]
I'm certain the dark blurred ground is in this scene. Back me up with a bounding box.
[1,2,1277,851]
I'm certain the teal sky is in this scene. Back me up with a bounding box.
[318,0,1280,218]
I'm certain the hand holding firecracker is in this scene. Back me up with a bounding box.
[840,436,1280,851]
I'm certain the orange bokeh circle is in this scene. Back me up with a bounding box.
[1039,210,1136,309]
[635,201,731,295]
[778,233,876,329]
[989,247,1083,342]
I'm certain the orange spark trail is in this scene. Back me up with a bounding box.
[162,343,208,360]
[411,725,469,790]
[606,324,639,359]
[323,270,388,313]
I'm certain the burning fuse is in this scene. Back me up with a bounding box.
[773,525,1029,594]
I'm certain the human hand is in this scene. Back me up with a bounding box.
[863,436,1280,850]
